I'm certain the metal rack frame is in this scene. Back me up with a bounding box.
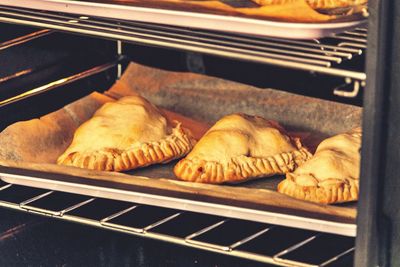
[0,181,355,267]
[0,6,366,82]
[0,0,367,39]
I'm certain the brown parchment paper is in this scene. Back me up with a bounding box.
[111,63,362,136]
[0,93,113,164]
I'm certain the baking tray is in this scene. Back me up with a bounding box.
[0,163,357,236]
[0,63,361,236]
[0,0,367,39]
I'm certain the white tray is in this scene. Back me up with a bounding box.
[0,0,367,39]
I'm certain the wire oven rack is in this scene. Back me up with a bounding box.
[0,180,354,267]
[0,6,366,83]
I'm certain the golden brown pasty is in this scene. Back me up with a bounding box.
[278,127,361,204]
[174,114,311,184]
[57,95,196,171]
[251,0,367,9]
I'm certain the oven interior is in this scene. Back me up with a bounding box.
[0,8,367,266]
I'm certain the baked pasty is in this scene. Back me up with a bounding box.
[57,95,196,171]
[251,0,367,9]
[278,128,361,204]
[174,114,311,184]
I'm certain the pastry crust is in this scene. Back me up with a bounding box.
[278,127,361,204]
[57,95,196,171]
[251,0,367,9]
[174,114,311,184]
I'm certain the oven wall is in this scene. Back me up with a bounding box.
[356,0,400,266]
[0,24,118,130]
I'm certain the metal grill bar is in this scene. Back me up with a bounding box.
[0,10,334,67]
[100,205,137,223]
[113,20,363,56]
[0,29,53,84]
[0,69,34,84]
[263,37,361,54]
[143,212,182,232]
[0,6,366,80]
[273,234,320,258]
[0,60,120,107]
[0,184,47,207]
[333,35,367,43]
[101,206,181,233]
[320,247,355,267]
[19,190,53,206]
[0,183,11,190]
[0,182,355,267]
[64,198,134,222]
[273,234,355,267]
[185,220,271,251]
[20,191,94,216]
[229,227,271,250]
[338,42,367,49]
[343,31,368,37]
[0,7,359,59]
[149,212,225,239]
[0,28,51,51]
[185,219,228,240]
[60,197,95,216]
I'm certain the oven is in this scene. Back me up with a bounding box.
[0,1,395,266]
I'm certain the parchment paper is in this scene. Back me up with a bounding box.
[0,62,360,223]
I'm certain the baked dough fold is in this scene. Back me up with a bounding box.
[278,127,361,204]
[57,95,196,171]
[174,114,311,184]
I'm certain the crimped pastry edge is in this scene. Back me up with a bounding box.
[307,0,367,9]
[251,0,366,9]
[174,138,312,184]
[57,124,196,171]
[277,173,359,204]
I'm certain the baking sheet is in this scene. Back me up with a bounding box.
[0,0,367,39]
[0,62,361,236]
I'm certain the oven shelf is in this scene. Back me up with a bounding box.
[0,6,366,82]
[0,0,368,39]
[0,182,354,267]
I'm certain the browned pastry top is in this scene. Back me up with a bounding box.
[174,113,311,184]
[57,95,196,171]
[278,127,361,204]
